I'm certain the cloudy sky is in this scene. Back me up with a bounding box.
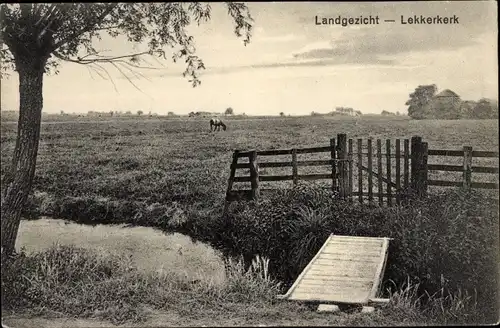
[1,1,498,115]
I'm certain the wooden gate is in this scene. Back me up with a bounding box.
[224,133,413,207]
[346,136,413,206]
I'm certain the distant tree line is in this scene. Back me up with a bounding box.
[82,110,158,117]
[309,107,363,117]
[333,107,362,116]
[188,107,236,118]
[406,84,498,119]
[188,111,220,117]
[381,110,402,116]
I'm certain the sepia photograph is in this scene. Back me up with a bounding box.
[1,1,498,327]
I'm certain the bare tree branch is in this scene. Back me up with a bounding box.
[93,63,119,92]
[109,61,152,99]
[77,52,162,70]
[53,50,153,65]
[33,4,58,27]
[117,61,151,81]
[58,49,156,95]
[94,25,121,31]
[86,63,104,80]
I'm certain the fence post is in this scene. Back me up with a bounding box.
[337,133,348,199]
[249,150,259,200]
[403,139,410,189]
[386,139,392,206]
[411,136,424,196]
[421,142,428,197]
[395,139,401,205]
[463,146,473,191]
[224,150,240,214]
[292,148,298,186]
[347,139,354,202]
[348,139,353,202]
[377,139,383,206]
[330,138,337,193]
[367,138,374,204]
[357,139,363,204]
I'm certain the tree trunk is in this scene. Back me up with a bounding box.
[1,58,45,258]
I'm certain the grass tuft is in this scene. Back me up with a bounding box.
[1,246,282,324]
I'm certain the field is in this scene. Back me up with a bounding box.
[1,115,498,212]
[1,114,499,326]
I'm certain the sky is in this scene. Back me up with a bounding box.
[1,1,498,116]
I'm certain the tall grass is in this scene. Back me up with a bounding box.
[384,278,480,325]
[171,184,499,324]
[2,242,489,326]
[1,244,282,324]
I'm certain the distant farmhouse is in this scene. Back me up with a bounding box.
[428,89,462,119]
[435,89,460,100]
[423,89,498,119]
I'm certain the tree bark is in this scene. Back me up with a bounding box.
[1,57,45,258]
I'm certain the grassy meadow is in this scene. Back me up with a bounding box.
[1,114,499,326]
[1,115,498,214]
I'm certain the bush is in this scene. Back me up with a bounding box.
[171,184,499,324]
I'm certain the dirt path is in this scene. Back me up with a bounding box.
[2,309,385,327]
[1,315,326,328]
[3,314,190,328]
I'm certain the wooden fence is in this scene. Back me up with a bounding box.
[225,134,499,207]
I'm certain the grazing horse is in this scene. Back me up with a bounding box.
[210,118,227,132]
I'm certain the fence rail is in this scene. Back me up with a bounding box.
[428,149,499,157]
[224,134,499,209]
[424,142,499,192]
[427,164,499,173]
[238,146,332,157]
[234,159,336,169]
